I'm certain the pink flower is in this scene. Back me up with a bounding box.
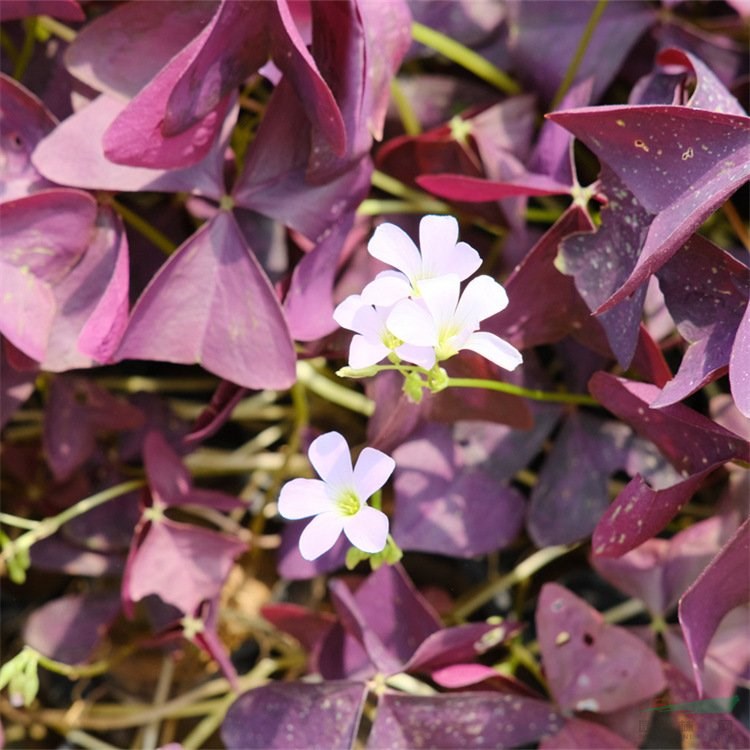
[278,432,394,560]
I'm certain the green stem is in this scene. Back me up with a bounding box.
[109,199,177,256]
[296,361,374,416]
[13,17,37,81]
[0,514,39,531]
[450,544,579,622]
[1,479,145,564]
[36,15,77,43]
[549,0,609,110]
[390,79,422,136]
[411,21,521,95]
[445,377,598,406]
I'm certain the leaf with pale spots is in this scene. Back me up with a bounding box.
[537,583,666,714]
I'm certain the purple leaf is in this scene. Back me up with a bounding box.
[549,50,750,312]
[662,662,750,748]
[505,0,655,103]
[115,211,296,390]
[142,431,245,512]
[404,621,521,677]
[233,77,372,242]
[32,94,228,198]
[417,172,571,202]
[328,564,441,675]
[65,2,215,99]
[486,205,596,350]
[0,189,96,361]
[653,235,749,407]
[102,37,234,170]
[539,718,633,749]
[222,681,367,750]
[528,414,638,547]
[589,373,750,475]
[0,74,57,202]
[23,592,120,664]
[537,583,666,714]
[43,375,144,480]
[123,517,246,616]
[0,339,36,429]
[678,518,750,696]
[392,423,526,557]
[30,535,125,578]
[730,299,750,417]
[589,373,748,556]
[592,515,733,616]
[0,0,83,21]
[367,691,564,749]
[184,381,248,447]
[558,168,651,368]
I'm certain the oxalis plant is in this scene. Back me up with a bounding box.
[0,1,748,749]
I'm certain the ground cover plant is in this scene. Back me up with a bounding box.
[0,1,748,748]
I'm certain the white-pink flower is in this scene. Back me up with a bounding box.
[360,215,481,305]
[333,294,435,370]
[386,274,523,371]
[278,432,394,560]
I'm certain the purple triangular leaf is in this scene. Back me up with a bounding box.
[729,299,750,417]
[367,691,564,749]
[678,518,750,696]
[115,211,296,390]
[102,34,233,170]
[0,74,57,202]
[0,189,97,362]
[328,564,441,676]
[222,681,367,750]
[558,168,651,368]
[64,1,213,99]
[392,423,526,557]
[32,94,227,198]
[653,235,749,407]
[123,517,246,616]
[539,718,633,749]
[416,172,571,202]
[662,662,750,748]
[0,0,83,21]
[23,592,121,664]
[537,583,666,714]
[43,375,144,480]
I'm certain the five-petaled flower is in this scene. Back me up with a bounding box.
[360,214,481,305]
[278,432,395,560]
[387,274,524,371]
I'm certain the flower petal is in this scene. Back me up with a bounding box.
[387,299,438,347]
[343,506,389,553]
[455,275,509,326]
[396,343,436,369]
[462,330,524,372]
[278,478,335,519]
[299,512,345,560]
[353,447,396,501]
[360,271,412,306]
[418,275,461,330]
[418,214,459,276]
[368,222,421,280]
[333,294,366,330]
[308,431,353,487]
[349,335,389,369]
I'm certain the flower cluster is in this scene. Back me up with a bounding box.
[333,215,523,374]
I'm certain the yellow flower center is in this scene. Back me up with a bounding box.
[381,330,404,350]
[337,488,361,516]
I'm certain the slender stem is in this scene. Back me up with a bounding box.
[0,514,39,531]
[450,544,579,622]
[142,657,175,750]
[550,0,609,110]
[390,79,422,136]
[36,16,77,43]
[445,377,598,406]
[370,171,453,214]
[0,480,145,564]
[602,597,647,625]
[62,731,121,750]
[411,21,521,95]
[109,199,177,256]
[358,199,449,216]
[296,361,374,416]
[13,18,38,81]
